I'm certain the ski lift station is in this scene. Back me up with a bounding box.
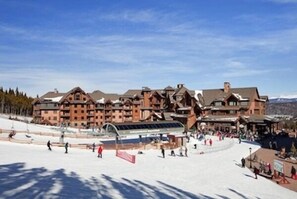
[101,121,186,146]
[101,120,184,137]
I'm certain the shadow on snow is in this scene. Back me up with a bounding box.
[0,162,250,199]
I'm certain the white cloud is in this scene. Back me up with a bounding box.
[101,9,157,23]
[265,0,297,3]
[1,6,297,97]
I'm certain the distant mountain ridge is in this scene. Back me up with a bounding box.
[269,98,297,103]
[267,98,297,117]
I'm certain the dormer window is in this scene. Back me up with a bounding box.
[75,93,80,100]
[229,101,237,106]
[214,102,222,106]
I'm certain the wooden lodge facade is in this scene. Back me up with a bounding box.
[32,82,274,132]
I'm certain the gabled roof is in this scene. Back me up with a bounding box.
[90,90,120,102]
[202,87,259,106]
[173,85,189,96]
[40,91,66,100]
[104,94,121,101]
[60,87,86,102]
[89,90,106,100]
[260,96,269,102]
[164,86,175,91]
[149,90,165,99]
[123,89,142,96]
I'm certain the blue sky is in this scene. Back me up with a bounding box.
[1,0,297,98]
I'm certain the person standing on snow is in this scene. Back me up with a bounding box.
[161,146,165,158]
[98,145,103,158]
[65,142,69,154]
[92,143,96,152]
[254,166,259,179]
[241,157,245,167]
[47,140,52,151]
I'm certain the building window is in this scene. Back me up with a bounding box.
[81,110,84,113]
[74,104,77,108]
[240,101,248,106]
[44,111,48,114]
[53,116,57,120]
[53,110,57,114]
[83,98,86,101]
[74,110,77,113]
[100,116,103,119]
[75,94,80,100]
[229,101,237,106]
[48,117,51,120]
[74,117,77,120]
[81,117,84,120]
[74,123,77,126]
[81,104,84,108]
[214,102,222,106]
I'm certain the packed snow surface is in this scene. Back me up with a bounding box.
[0,117,297,199]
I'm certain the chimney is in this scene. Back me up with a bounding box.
[177,84,184,89]
[54,88,59,93]
[224,82,230,93]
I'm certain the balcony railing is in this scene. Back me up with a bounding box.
[60,114,70,118]
[60,106,70,110]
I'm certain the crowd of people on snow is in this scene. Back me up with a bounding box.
[47,140,104,158]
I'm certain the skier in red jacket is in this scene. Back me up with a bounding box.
[98,145,103,158]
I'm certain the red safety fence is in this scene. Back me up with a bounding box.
[116,150,136,164]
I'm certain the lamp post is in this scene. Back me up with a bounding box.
[249,147,252,168]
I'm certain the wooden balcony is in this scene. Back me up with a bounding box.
[60,114,70,118]
[61,106,70,110]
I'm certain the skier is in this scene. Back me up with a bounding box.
[98,145,103,158]
[254,166,259,179]
[47,140,52,151]
[185,147,188,157]
[92,143,96,152]
[65,142,69,154]
[179,147,183,156]
[241,157,245,168]
[161,146,165,158]
[170,149,176,156]
[209,139,213,146]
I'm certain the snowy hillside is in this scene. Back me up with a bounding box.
[0,117,297,198]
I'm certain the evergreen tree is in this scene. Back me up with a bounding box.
[0,86,33,116]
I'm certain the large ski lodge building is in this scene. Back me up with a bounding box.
[32,82,276,133]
